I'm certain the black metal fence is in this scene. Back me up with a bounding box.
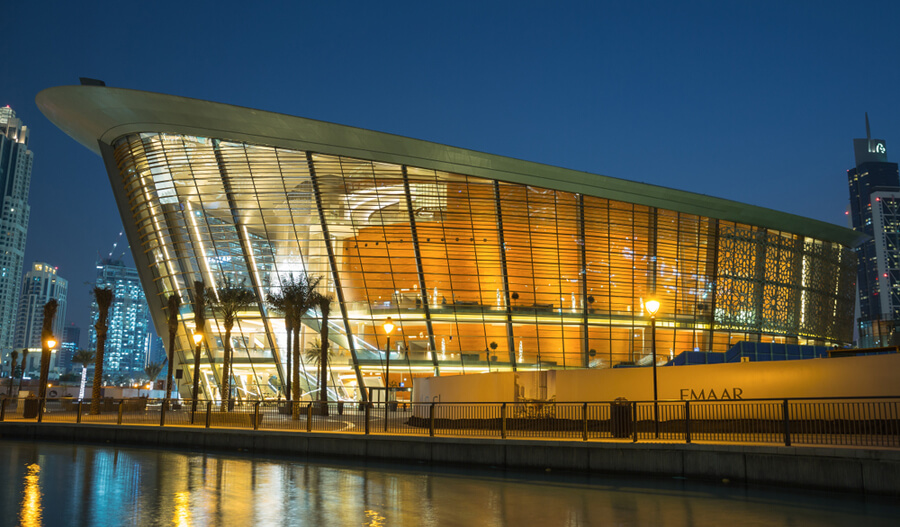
[1,396,897,448]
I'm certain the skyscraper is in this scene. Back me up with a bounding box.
[60,323,81,373]
[847,115,900,347]
[14,262,68,350]
[90,257,157,379]
[0,107,33,361]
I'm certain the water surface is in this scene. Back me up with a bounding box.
[0,439,896,526]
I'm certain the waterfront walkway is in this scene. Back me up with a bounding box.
[3,396,899,448]
[2,396,899,494]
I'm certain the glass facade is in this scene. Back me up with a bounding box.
[89,259,156,379]
[848,160,900,347]
[111,132,856,402]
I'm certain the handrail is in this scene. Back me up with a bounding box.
[4,394,897,403]
[0,395,897,450]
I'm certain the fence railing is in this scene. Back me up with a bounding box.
[1,396,898,449]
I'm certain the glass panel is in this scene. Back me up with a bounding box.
[112,130,857,402]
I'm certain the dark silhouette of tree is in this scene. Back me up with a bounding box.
[37,299,59,401]
[210,279,257,410]
[144,361,165,384]
[18,349,28,393]
[7,349,18,396]
[288,275,322,418]
[90,287,114,415]
[303,338,333,370]
[164,294,180,404]
[314,292,334,411]
[267,285,294,401]
[191,281,208,414]
[268,274,321,417]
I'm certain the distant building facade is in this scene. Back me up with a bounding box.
[0,107,33,361]
[89,258,157,378]
[146,334,166,366]
[14,262,68,350]
[847,115,900,347]
[59,323,81,373]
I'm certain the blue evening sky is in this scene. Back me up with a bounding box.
[2,1,899,336]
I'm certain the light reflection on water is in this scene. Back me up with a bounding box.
[0,439,897,526]
[20,463,41,527]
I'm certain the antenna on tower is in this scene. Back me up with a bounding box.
[866,112,871,140]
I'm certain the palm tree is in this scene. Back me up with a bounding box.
[288,275,322,418]
[191,281,208,414]
[303,338,323,366]
[18,349,28,393]
[164,294,180,404]
[268,274,322,413]
[7,349,18,396]
[38,299,59,401]
[303,338,335,397]
[210,278,257,410]
[314,292,334,410]
[90,287,114,415]
[72,349,95,400]
[267,286,294,401]
[144,361,165,385]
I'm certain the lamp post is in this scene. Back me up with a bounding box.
[384,317,395,392]
[191,330,203,417]
[383,317,395,432]
[36,335,58,416]
[39,336,57,400]
[46,337,57,389]
[645,299,660,438]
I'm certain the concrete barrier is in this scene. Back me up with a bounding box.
[1,422,898,495]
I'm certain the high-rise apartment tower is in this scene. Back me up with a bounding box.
[0,107,33,361]
[90,258,156,378]
[847,114,900,347]
[14,262,68,350]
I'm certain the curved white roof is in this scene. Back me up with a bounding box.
[36,85,864,247]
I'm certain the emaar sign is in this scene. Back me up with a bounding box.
[679,387,743,400]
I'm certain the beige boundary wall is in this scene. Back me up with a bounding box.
[413,354,900,403]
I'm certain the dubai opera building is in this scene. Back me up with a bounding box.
[37,84,862,402]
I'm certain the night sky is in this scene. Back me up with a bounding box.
[2,1,899,338]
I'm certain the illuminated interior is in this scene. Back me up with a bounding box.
[108,132,856,402]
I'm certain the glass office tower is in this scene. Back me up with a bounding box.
[847,116,900,347]
[38,86,860,402]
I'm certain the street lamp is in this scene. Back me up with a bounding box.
[383,317,395,431]
[645,299,660,438]
[191,330,203,416]
[34,334,59,413]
